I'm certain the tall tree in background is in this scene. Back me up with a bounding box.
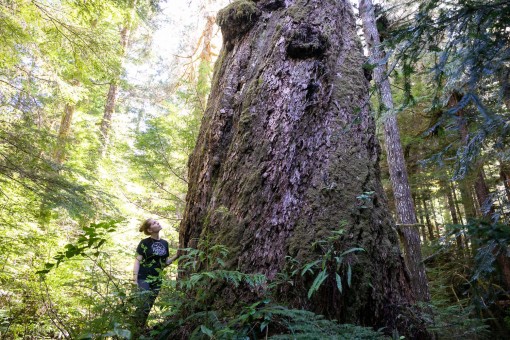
[389,0,510,299]
[126,0,224,223]
[0,0,122,223]
[390,0,510,189]
[99,0,137,155]
[179,0,426,336]
[358,0,429,301]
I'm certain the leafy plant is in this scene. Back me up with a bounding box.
[185,302,386,340]
[36,220,120,275]
[302,226,365,298]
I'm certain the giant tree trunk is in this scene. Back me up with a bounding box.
[179,0,426,336]
[358,0,429,302]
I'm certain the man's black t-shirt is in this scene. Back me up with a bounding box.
[136,237,169,280]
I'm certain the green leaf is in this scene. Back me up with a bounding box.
[334,256,343,265]
[65,248,79,258]
[200,325,213,337]
[339,247,365,257]
[114,325,131,339]
[216,258,226,267]
[203,272,215,279]
[347,264,352,287]
[301,260,321,276]
[335,273,343,293]
[95,239,106,249]
[189,274,203,286]
[308,269,328,298]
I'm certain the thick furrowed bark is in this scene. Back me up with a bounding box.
[179,0,427,336]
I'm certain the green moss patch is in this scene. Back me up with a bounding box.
[217,0,262,48]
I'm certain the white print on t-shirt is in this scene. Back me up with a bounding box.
[152,242,167,256]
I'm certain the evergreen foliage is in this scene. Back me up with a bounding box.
[0,0,509,338]
[389,0,510,179]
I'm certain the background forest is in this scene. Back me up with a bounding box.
[0,0,509,339]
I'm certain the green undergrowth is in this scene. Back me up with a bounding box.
[145,234,384,339]
[17,220,508,339]
[418,218,510,338]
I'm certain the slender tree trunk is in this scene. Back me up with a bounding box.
[99,82,119,151]
[498,255,510,291]
[473,168,493,216]
[196,14,216,112]
[99,0,137,155]
[499,67,510,204]
[452,181,469,250]
[452,93,479,220]
[41,101,75,222]
[358,0,429,302]
[420,224,428,244]
[179,0,427,337]
[414,192,427,243]
[453,93,491,218]
[429,196,438,228]
[444,184,458,224]
[500,65,510,113]
[417,193,428,244]
[500,162,510,203]
[422,195,435,240]
[184,12,218,153]
[53,103,75,165]
[428,194,441,238]
[453,91,510,287]
[459,181,477,220]
[451,182,464,224]
[471,165,510,288]
[444,180,464,255]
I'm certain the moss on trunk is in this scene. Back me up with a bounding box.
[179,0,429,337]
